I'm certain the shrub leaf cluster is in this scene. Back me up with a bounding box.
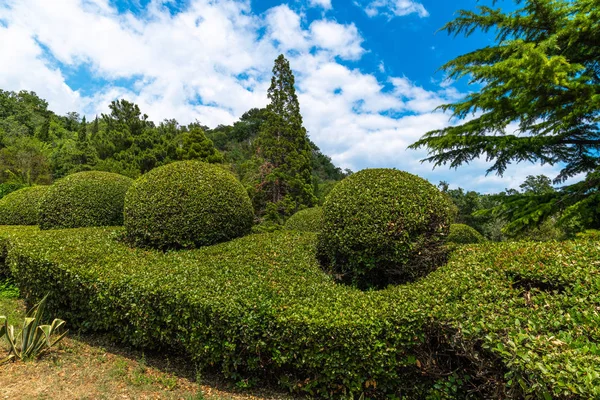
[38,171,132,230]
[284,207,322,232]
[0,186,49,226]
[123,160,254,249]
[317,169,454,288]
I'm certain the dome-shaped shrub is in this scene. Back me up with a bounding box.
[124,161,254,249]
[285,207,322,232]
[0,186,49,225]
[447,224,485,244]
[38,171,133,230]
[317,169,454,289]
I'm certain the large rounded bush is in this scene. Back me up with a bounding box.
[0,186,49,225]
[124,161,254,249]
[38,171,133,230]
[447,224,485,244]
[285,207,322,232]
[317,169,454,288]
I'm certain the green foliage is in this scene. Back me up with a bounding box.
[0,279,19,299]
[1,294,67,364]
[176,127,223,163]
[0,89,346,220]
[5,226,600,397]
[124,161,254,250]
[0,226,38,279]
[255,55,316,219]
[317,169,454,288]
[447,224,485,244]
[0,186,49,225]
[439,181,505,241]
[284,207,322,232]
[0,183,26,200]
[411,0,600,232]
[38,171,133,229]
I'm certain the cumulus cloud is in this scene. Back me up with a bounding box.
[308,0,333,10]
[359,0,429,18]
[0,0,551,192]
[309,20,364,60]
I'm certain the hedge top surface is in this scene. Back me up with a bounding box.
[7,227,600,398]
[38,171,133,230]
[0,186,49,226]
[447,223,485,244]
[317,168,454,286]
[124,160,254,249]
[284,207,322,232]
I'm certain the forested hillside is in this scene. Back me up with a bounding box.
[0,89,348,218]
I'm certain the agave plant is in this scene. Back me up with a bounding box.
[0,294,68,363]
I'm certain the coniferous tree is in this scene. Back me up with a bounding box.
[77,116,87,142]
[90,116,99,138]
[256,55,316,220]
[410,0,600,234]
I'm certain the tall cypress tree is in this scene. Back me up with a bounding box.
[257,55,316,219]
[77,116,87,142]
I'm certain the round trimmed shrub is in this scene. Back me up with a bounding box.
[38,171,133,230]
[317,169,454,289]
[0,186,49,225]
[285,207,322,232]
[124,161,254,249]
[447,224,485,244]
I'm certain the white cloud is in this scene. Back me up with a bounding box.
[360,0,429,18]
[309,20,364,60]
[308,0,333,10]
[0,0,553,192]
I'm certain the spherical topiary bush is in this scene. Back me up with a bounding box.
[285,207,322,232]
[447,224,485,244]
[316,169,454,289]
[124,161,254,250]
[0,186,49,225]
[38,171,133,230]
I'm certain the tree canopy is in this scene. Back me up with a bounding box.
[411,0,600,234]
[411,0,599,180]
[256,54,317,220]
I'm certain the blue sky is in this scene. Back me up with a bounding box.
[0,0,556,192]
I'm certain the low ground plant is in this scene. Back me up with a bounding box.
[1,294,67,363]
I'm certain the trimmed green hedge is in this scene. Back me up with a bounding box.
[0,226,38,278]
[317,169,454,288]
[124,161,254,249]
[284,207,322,232]
[447,223,485,244]
[0,186,49,225]
[38,171,133,229]
[5,227,600,398]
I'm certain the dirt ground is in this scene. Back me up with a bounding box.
[0,298,294,400]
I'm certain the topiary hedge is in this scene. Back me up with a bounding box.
[447,223,485,244]
[38,171,133,230]
[317,168,454,288]
[5,227,600,398]
[124,160,254,249]
[0,186,49,226]
[284,207,322,232]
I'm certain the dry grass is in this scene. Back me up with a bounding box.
[0,297,294,400]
